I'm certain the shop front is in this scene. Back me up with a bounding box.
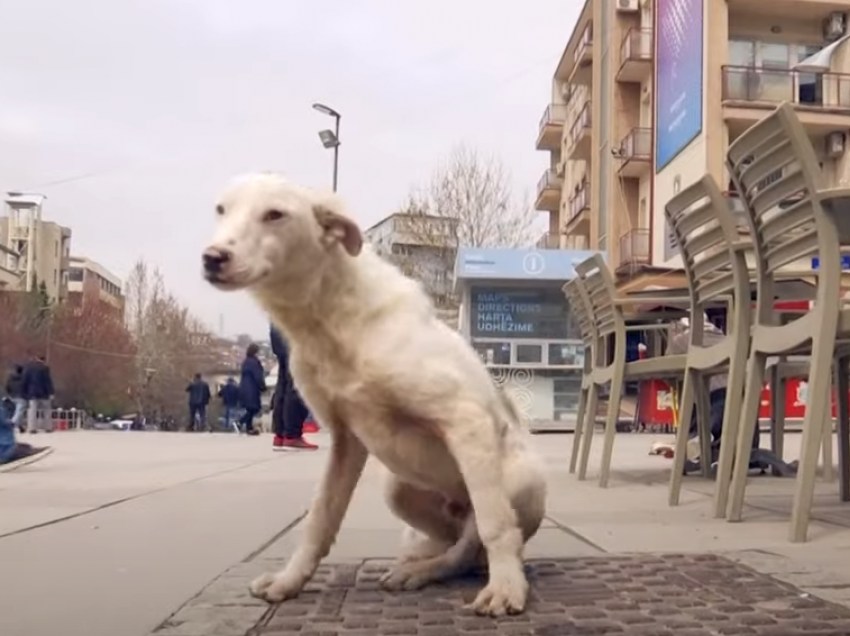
[454,247,599,432]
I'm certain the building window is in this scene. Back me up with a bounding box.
[553,375,582,421]
[548,343,584,367]
[472,341,511,365]
[515,344,543,364]
[54,269,58,285]
[68,268,84,282]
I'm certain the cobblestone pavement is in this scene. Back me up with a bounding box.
[151,554,850,636]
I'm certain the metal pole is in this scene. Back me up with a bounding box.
[332,115,340,192]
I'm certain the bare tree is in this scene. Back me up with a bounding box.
[393,144,539,309]
[124,258,216,427]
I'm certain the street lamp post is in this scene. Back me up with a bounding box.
[312,102,341,192]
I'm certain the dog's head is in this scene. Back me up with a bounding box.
[202,173,363,293]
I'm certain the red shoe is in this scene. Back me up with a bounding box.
[303,421,319,434]
[273,435,286,450]
[281,436,318,451]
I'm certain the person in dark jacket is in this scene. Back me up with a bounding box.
[21,354,54,434]
[239,343,266,436]
[5,365,25,433]
[218,377,240,433]
[186,373,212,432]
[270,324,317,451]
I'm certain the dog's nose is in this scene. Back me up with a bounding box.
[203,247,232,274]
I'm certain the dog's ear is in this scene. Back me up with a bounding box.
[313,203,363,257]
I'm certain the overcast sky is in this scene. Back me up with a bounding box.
[0,0,578,339]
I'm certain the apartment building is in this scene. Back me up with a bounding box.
[67,256,125,316]
[535,0,850,290]
[0,195,72,301]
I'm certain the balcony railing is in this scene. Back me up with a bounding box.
[569,102,592,145]
[568,181,590,222]
[618,127,651,160]
[619,228,650,267]
[722,65,850,110]
[573,23,592,66]
[620,28,652,64]
[537,169,562,198]
[538,104,568,134]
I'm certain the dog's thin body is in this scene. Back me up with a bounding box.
[203,174,547,616]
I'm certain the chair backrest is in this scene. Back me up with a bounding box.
[726,101,841,321]
[573,253,623,339]
[664,173,751,342]
[562,279,595,347]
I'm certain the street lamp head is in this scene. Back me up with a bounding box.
[312,102,341,119]
[318,129,340,149]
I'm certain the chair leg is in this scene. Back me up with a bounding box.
[822,413,835,483]
[726,352,767,522]
[695,377,713,479]
[599,370,625,489]
[669,370,697,507]
[714,350,747,518]
[771,372,787,476]
[569,387,588,474]
[577,383,599,481]
[789,332,835,543]
[836,355,850,502]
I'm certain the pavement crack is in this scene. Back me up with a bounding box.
[0,456,280,540]
[242,511,308,563]
[544,515,608,553]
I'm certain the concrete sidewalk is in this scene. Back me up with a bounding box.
[151,431,850,636]
[4,430,850,636]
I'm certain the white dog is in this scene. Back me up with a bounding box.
[202,173,547,616]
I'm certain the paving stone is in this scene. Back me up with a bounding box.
[150,555,850,636]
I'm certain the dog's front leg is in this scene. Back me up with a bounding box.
[249,427,368,603]
[443,422,527,617]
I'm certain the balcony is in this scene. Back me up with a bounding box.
[536,232,561,249]
[536,104,568,151]
[618,228,650,271]
[570,23,593,85]
[566,180,591,230]
[535,169,562,212]
[616,127,651,178]
[567,102,592,160]
[617,28,652,83]
[722,66,850,133]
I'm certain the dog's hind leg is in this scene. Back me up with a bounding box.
[380,513,482,591]
[384,476,460,564]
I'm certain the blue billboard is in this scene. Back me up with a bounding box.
[655,0,704,172]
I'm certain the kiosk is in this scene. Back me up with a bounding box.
[454,247,599,432]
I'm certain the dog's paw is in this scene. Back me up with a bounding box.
[468,572,529,617]
[379,562,434,592]
[248,572,302,603]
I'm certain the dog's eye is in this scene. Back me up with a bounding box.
[263,209,287,222]
[215,205,225,216]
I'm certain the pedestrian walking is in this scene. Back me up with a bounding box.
[21,354,54,434]
[270,324,317,451]
[186,373,212,432]
[238,343,266,436]
[5,364,26,433]
[218,377,240,433]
